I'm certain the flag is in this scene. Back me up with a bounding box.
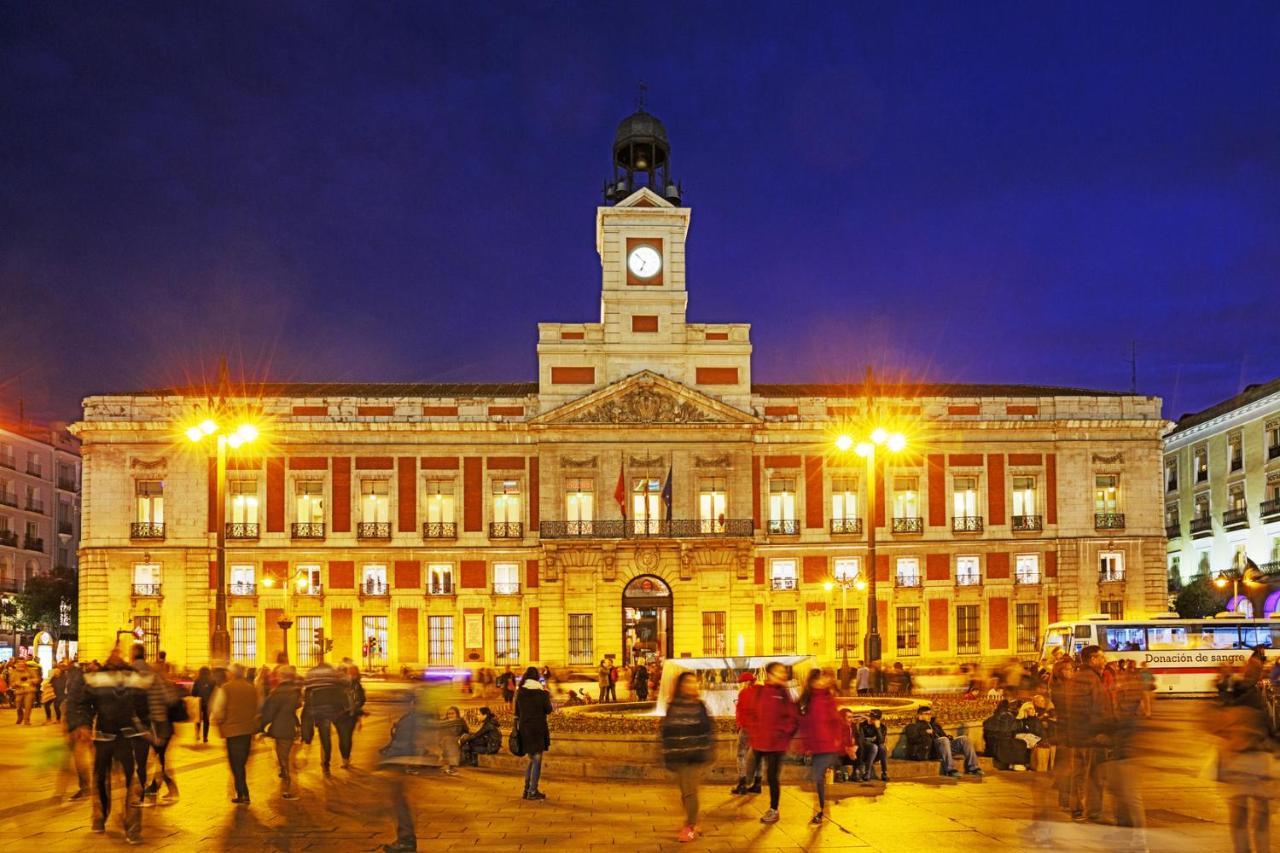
[661,466,672,516]
[615,463,627,519]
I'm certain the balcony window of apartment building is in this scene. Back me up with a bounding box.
[632,478,662,534]
[0,476,11,506]
[25,485,42,513]
[1011,476,1038,529]
[952,476,978,522]
[296,615,321,668]
[26,452,42,478]
[896,557,921,587]
[1015,603,1041,652]
[135,480,163,525]
[893,476,919,521]
[494,562,520,595]
[1228,434,1243,473]
[132,562,161,596]
[1165,459,1179,493]
[494,615,520,663]
[957,604,980,655]
[698,478,727,533]
[1267,421,1280,460]
[299,564,322,595]
[230,479,258,530]
[0,442,11,468]
[230,564,255,595]
[565,478,594,530]
[834,557,860,583]
[831,476,859,531]
[24,520,40,548]
[1095,475,1122,527]
[771,610,796,654]
[702,612,726,655]
[428,616,454,665]
[1229,482,1247,512]
[423,480,456,537]
[896,607,920,656]
[569,613,595,663]
[835,607,859,651]
[363,615,388,664]
[231,616,256,665]
[770,558,797,591]
[1194,492,1210,520]
[427,563,453,595]
[1015,554,1041,585]
[491,479,523,534]
[1196,549,1211,576]
[956,556,981,586]
[767,478,797,534]
[361,564,387,595]
[295,481,325,525]
[360,479,390,525]
[1101,599,1124,622]
[1100,551,1125,582]
[1166,504,1180,529]
[1193,446,1209,483]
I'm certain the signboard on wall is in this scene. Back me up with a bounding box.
[464,609,484,662]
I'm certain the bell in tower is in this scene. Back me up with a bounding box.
[603,97,682,206]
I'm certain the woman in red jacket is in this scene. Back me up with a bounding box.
[749,661,800,824]
[799,668,853,824]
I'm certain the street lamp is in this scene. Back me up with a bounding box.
[262,570,311,663]
[187,418,260,667]
[1215,566,1258,616]
[824,572,868,691]
[834,427,907,665]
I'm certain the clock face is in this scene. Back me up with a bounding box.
[627,245,662,279]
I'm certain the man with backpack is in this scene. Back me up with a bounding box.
[302,659,353,776]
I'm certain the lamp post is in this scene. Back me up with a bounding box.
[835,427,907,666]
[825,574,868,691]
[262,569,310,665]
[186,418,259,667]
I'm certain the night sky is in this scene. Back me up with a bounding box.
[3,3,1278,427]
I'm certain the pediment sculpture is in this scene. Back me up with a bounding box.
[563,385,724,425]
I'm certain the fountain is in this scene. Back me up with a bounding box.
[652,655,815,716]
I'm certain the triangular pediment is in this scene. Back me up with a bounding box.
[535,371,759,426]
[612,187,674,209]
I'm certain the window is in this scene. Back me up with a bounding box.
[132,562,161,594]
[230,564,255,595]
[834,557,860,583]
[427,563,453,595]
[25,520,39,542]
[569,614,594,663]
[768,478,797,532]
[1100,600,1124,622]
[1165,503,1180,529]
[1094,475,1119,514]
[133,615,159,661]
[231,616,256,665]
[1228,482,1246,511]
[895,557,920,587]
[296,615,322,667]
[1168,554,1181,587]
[494,562,520,595]
[295,480,324,523]
[424,480,455,524]
[1187,625,1242,650]
[362,563,387,594]
[495,615,520,663]
[360,479,390,523]
[895,607,920,655]
[1241,625,1280,649]
[1165,459,1178,492]
[27,452,42,477]
[428,616,454,665]
[952,476,978,519]
[1011,476,1036,517]
[298,564,322,594]
[1015,603,1040,652]
[1268,422,1280,458]
[698,478,727,533]
[831,476,858,521]
[893,476,919,519]
[1103,625,1145,651]
[771,610,796,654]
[1232,542,1248,571]
[1228,434,1243,472]
[1015,554,1040,584]
[835,608,859,651]
[1193,446,1208,483]
[1100,551,1125,582]
[135,480,163,523]
[230,479,258,524]
[492,479,522,523]
[701,612,726,655]
[770,559,797,590]
[633,478,662,533]
[1194,492,1210,520]
[956,556,981,586]
[362,615,388,664]
[1196,549,1211,576]
[565,478,594,525]
[956,605,980,655]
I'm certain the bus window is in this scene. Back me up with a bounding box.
[1148,626,1187,650]
[1241,625,1280,649]
[1041,628,1071,653]
[1073,625,1095,641]
[1103,626,1147,652]
[1189,624,1241,650]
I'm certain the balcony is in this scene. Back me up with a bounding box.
[296,584,323,597]
[132,583,162,597]
[24,536,44,552]
[489,521,523,539]
[26,500,45,514]
[0,455,13,469]
[766,519,800,536]
[538,518,754,539]
[770,576,797,591]
[493,581,521,595]
[0,531,16,548]
[291,523,325,540]
[26,465,43,478]
[1269,445,1280,461]
[952,516,984,533]
[130,522,165,540]
[1230,459,1243,473]
[892,517,923,534]
[226,523,260,540]
[0,493,15,508]
[0,578,20,593]
[358,521,392,540]
[1014,573,1041,586]
[1189,516,1213,538]
[360,580,388,597]
[1165,523,1181,540]
[896,575,922,588]
[1094,513,1126,530]
[956,572,982,587]
[57,477,77,492]
[1223,508,1249,531]
[57,520,73,535]
[1099,570,1125,583]
[1012,515,1042,532]
[1165,480,1178,494]
[427,579,454,596]
[1261,499,1280,521]
[1261,560,1280,576]
[422,521,457,540]
[830,517,863,536]
[229,581,256,596]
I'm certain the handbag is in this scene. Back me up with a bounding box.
[508,716,524,757]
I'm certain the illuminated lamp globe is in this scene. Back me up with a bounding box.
[835,434,854,452]
[871,427,889,445]
[236,424,259,443]
[887,433,907,453]
[199,419,217,435]
[854,442,874,458]
[185,426,204,443]
[227,434,243,449]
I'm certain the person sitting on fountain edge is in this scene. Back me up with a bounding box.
[904,706,983,778]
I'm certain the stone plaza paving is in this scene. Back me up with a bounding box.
[0,691,1253,851]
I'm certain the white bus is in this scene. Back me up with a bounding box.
[1039,616,1280,694]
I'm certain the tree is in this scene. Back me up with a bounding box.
[1174,575,1227,619]
[14,566,77,640]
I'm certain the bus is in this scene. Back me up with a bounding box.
[1039,615,1280,695]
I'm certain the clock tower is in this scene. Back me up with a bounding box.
[537,108,752,411]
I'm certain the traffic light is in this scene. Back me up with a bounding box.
[313,626,325,646]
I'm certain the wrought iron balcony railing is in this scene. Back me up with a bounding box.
[132,583,162,596]
[537,518,754,539]
[427,579,454,595]
[26,500,44,513]
[493,581,521,595]
[830,517,863,535]
[57,521,73,535]
[57,477,77,492]
[229,582,256,596]
[1270,445,1280,461]
[1223,508,1249,530]
[1094,513,1126,530]
[1189,516,1213,537]
[953,516,984,533]
[0,455,13,469]
[226,523,259,539]
[1099,569,1125,583]
[1261,499,1280,521]
[358,522,392,539]
[956,572,982,587]
[896,575,922,588]
[1261,560,1280,576]
[770,576,797,591]
[1014,572,1041,585]
[130,522,165,539]
[1165,523,1181,540]
[292,523,325,539]
[766,519,800,535]
[892,517,923,534]
[24,536,43,552]
[0,493,15,508]
[422,521,457,539]
[361,580,388,596]
[1012,515,1042,532]
[0,531,16,547]
[489,521,523,539]
[296,584,323,597]
[26,466,43,478]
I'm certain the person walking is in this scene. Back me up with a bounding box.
[798,668,853,824]
[597,660,610,703]
[40,671,58,722]
[302,658,352,776]
[497,666,517,708]
[1216,680,1275,853]
[62,659,93,801]
[211,664,260,805]
[78,655,149,844]
[141,658,182,804]
[130,644,170,806]
[259,665,302,800]
[631,660,650,702]
[513,666,553,800]
[855,661,871,696]
[730,672,762,794]
[333,665,366,769]
[191,667,216,743]
[1065,645,1113,823]
[438,706,467,775]
[661,671,714,842]
[750,661,800,824]
[9,659,37,724]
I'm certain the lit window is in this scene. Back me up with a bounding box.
[229,564,255,594]
[1015,554,1040,584]
[768,479,797,524]
[1094,475,1120,514]
[952,476,978,519]
[772,610,796,654]
[494,562,520,595]
[565,478,594,523]
[1011,476,1036,518]
[295,481,325,524]
[895,607,919,655]
[570,613,595,663]
[296,615,321,667]
[360,479,390,524]
[1193,447,1208,483]
[231,617,256,665]
[362,564,387,594]
[770,559,797,590]
[701,612,726,655]
[424,480,455,524]
[230,479,258,524]
[896,557,920,587]
[831,476,858,521]
[135,480,164,524]
[298,564,322,594]
[362,615,388,664]
[633,478,662,533]
[956,605,980,655]
[1165,459,1178,492]
[492,479,522,524]
[834,557,860,582]
[1015,604,1040,652]
[893,477,919,519]
[1100,552,1124,582]
[132,562,161,593]
[1194,492,1210,520]
[427,563,453,595]
[698,478,727,533]
[956,556,980,586]
[428,616,454,665]
[495,615,520,663]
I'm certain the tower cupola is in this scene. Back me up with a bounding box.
[603,106,682,205]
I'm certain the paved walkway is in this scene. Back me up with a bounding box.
[0,696,1252,850]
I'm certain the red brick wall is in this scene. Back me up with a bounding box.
[875,554,889,582]
[420,457,458,470]
[486,457,525,470]
[460,560,486,589]
[926,553,950,581]
[528,457,539,529]
[393,560,420,589]
[763,455,801,468]
[289,457,327,470]
[875,465,886,527]
[331,457,351,532]
[1046,453,1058,524]
[422,406,458,416]
[751,457,761,530]
[927,454,946,526]
[265,458,285,532]
[263,560,288,583]
[1048,596,1059,623]
[987,552,1010,580]
[463,458,483,532]
[696,367,738,385]
[398,457,416,532]
[1008,453,1042,466]
[989,598,1009,650]
[1045,550,1058,578]
[550,367,595,385]
[802,555,827,583]
[525,559,540,589]
[929,599,949,652]
[947,404,979,415]
[949,453,983,467]
[329,561,354,589]
[804,456,824,529]
[754,556,765,585]
[631,315,658,332]
[987,453,1006,525]
[529,607,540,661]
[207,457,217,533]
[354,456,394,470]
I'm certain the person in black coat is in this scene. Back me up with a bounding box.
[460,706,501,766]
[191,667,216,743]
[77,655,151,842]
[857,709,889,782]
[631,662,650,701]
[513,666,553,800]
[661,672,713,842]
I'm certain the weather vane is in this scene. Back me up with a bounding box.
[638,82,647,112]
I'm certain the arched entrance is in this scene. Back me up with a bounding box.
[622,575,672,666]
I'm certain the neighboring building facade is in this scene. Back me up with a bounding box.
[74,112,1167,671]
[1163,378,1280,609]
